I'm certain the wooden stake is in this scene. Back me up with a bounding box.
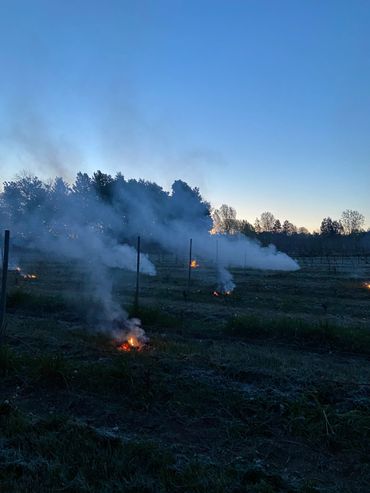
[187,238,193,290]
[0,230,10,341]
[134,236,141,310]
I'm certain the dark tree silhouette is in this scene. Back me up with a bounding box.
[320,217,343,236]
[282,220,297,235]
[92,171,114,203]
[273,219,282,233]
[0,173,368,257]
[238,219,255,237]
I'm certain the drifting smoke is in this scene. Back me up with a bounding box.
[109,177,299,279]
[217,266,236,294]
[1,174,157,325]
[113,181,299,299]
[0,171,299,327]
[212,235,297,291]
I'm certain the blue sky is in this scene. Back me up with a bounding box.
[0,0,369,230]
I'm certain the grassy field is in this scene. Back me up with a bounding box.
[1,252,370,492]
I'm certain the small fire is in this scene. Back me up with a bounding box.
[114,318,148,352]
[24,273,38,280]
[15,267,38,280]
[117,334,143,352]
[215,267,235,297]
[190,259,199,269]
[212,290,231,297]
[363,282,370,290]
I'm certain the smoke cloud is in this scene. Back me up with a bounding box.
[0,171,299,329]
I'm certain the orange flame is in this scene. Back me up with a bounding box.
[190,259,199,269]
[363,282,370,290]
[117,334,142,352]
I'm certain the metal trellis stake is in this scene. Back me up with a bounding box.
[0,230,10,342]
[187,238,193,291]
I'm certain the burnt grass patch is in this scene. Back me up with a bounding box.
[1,260,370,492]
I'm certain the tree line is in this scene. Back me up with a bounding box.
[0,171,368,256]
[212,206,369,255]
[0,171,212,243]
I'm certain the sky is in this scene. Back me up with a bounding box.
[0,0,369,231]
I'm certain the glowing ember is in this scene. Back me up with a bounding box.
[363,282,370,290]
[117,342,131,352]
[190,259,199,268]
[212,290,231,297]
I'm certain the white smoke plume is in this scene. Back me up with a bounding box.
[1,175,156,325]
[0,171,299,328]
[216,266,236,294]
[110,177,299,273]
[111,318,149,347]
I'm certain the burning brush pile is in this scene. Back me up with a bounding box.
[112,318,149,352]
